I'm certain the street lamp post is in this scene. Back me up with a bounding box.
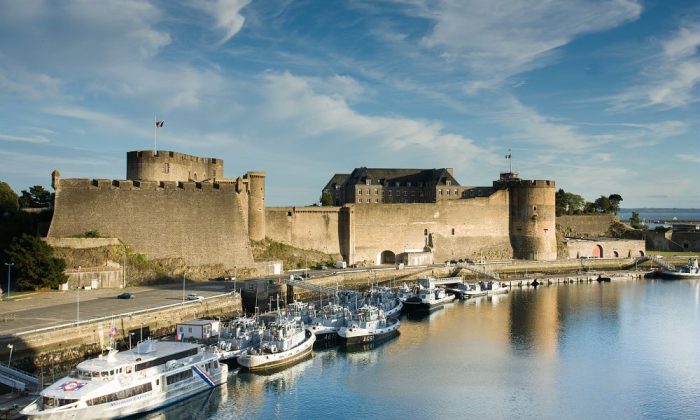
[129,333,135,350]
[7,344,13,367]
[182,273,186,304]
[4,262,14,299]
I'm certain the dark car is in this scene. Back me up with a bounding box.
[117,293,134,299]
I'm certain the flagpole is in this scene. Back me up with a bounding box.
[509,149,512,173]
[154,115,157,155]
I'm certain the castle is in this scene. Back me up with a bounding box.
[48,150,557,270]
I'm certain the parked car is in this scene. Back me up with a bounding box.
[186,293,204,301]
[117,293,134,299]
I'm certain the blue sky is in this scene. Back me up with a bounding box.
[0,0,698,207]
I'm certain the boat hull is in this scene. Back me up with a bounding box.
[402,295,455,312]
[338,320,400,345]
[660,271,700,280]
[238,331,316,372]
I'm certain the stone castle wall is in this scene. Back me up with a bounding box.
[350,190,513,264]
[48,178,253,268]
[557,214,618,238]
[265,207,343,256]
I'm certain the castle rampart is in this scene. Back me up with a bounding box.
[48,176,254,268]
[246,171,266,242]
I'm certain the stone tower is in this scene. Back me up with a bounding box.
[495,173,557,261]
[126,150,223,182]
[245,171,266,241]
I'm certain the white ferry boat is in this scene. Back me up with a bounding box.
[21,340,227,419]
[338,305,400,345]
[403,286,455,312]
[369,287,403,318]
[237,318,315,371]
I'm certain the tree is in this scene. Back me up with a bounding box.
[594,195,611,213]
[0,181,19,214]
[320,191,333,206]
[630,211,643,229]
[607,194,623,214]
[5,234,67,290]
[556,189,586,216]
[18,185,52,208]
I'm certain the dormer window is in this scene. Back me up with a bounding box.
[446,180,451,186]
[407,182,412,187]
[395,181,400,187]
[365,179,371,185]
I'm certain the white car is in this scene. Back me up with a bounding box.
[186,293,204,301]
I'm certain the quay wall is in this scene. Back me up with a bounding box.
[0,293,242,375]
[48,178,254,268]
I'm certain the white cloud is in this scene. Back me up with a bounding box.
[259,71,495,166]
[193,0,251,44]
[417,0,642,92]
[676,154,700,164]
[610,24,700,110]
[0,133,49,144]
[498,97,689,152]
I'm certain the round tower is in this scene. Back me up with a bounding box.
[508,179,557,261]
[126,150,224,182]
[246,171,266,242]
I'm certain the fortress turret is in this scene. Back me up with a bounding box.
[498,174,556,260]
[245,171,266,241]
[127,150,223,182]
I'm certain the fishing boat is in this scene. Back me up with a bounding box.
[483,281,509,295]
[403,286,455,312]
[660,258,700,280]
[308,302,349,341]
[396,282,417,303]
[338,305,400,345]
[237,318,316,371]
[21,340,227,419]
[216,317,265,362]
[446,283,477,299]
[369,286,403,317]
[285,301,316,326]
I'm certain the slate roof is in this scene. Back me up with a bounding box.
[331,167,460,187]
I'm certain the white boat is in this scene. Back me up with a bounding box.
[396,283,417,303]
[403,286,455,312]
[483,281,509,295]
[338,305,400,345]
[308,302,349,340]
[21,340,227,419]
[285,301,316,326]
[237,318,316,371]
[216,317,265,361]
[661,258,700,280]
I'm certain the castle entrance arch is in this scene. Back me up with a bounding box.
[379,250,396,265]
[592,245,603,258]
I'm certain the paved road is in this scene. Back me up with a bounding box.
[0,282,235,336]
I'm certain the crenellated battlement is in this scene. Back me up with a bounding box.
[57,178,241,193]
[127,150,221,165]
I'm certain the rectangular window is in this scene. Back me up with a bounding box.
[166,369,193,385]
[374,198,378,203]
[358,189,362,195]
[407,182,412,187]
[374,189,378,194]
[163,163,170,174]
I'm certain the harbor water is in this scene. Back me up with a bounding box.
[139,279,700,419]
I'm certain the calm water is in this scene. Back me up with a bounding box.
[141,280,700,419]
[619,208,700,222]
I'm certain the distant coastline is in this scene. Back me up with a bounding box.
[618,208,700,223]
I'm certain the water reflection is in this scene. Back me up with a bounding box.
[150,281,700,419]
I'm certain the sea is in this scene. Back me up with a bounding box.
[137,280,700,420]
[618,208,700,223]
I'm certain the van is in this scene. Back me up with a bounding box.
[333,261,347,269]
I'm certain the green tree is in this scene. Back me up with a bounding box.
[583,201,596,213]
[18,185,52,208]
[5,234,67,290]
[320,191,333,206]
[594,195,612,213]
[555,189,586,216]
[0,181,19,214]
[607,194,623,214]
[630,211,643,229]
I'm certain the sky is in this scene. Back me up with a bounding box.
[0,0,698,207]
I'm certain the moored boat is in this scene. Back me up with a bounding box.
[308,302,349,341]
[338,305,400,345]
[237,318,316,371]
[216,317,265,362]
[660,258,700,280]
[22,340,227,419]
[403,286,455,312]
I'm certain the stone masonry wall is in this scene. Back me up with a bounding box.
[265,207,343,256]
[48,179,254,268]
[351,190,513,264]
[557,214,619,238]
